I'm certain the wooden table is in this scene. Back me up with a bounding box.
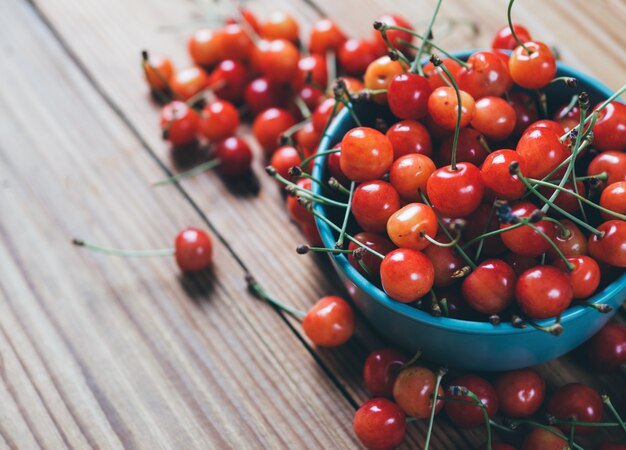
[1,0,625,448]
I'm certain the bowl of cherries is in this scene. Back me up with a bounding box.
[306,27,626,370]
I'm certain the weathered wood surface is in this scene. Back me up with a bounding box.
[1,0,625,447]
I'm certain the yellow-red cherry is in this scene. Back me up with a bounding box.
[392,366,444,419]
[471,96,516,141]
[380,248,434,303]
[302,296,355,347]
[427,87,476,130]
[508,41,557,89]
[340,127,394,182]
[386,203,438,250]
[389,153,436,202]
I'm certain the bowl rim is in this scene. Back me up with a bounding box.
[312,50,626,336]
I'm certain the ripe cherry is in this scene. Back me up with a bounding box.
[244,77,289,115]
[588,151,626,186]
[294,54,328,90]
[257,39,300,83]
[170,66,209,100]
[458,51,512,100]
[445,374,499,429]
[494,369,545,418]
[302,296,355,347]
[515,266,573,319]
[423,58,463,91]
[351,181,401,233]
[389,154,437,202]
[547,383,604,435]
[554,256,600,298]
[363,56,405,104]
[462,259,516,315]
[210,59,248,102]
[471,97,516,141]
[312,98,342,133]
[160,101,200,147]
[198,100,239,141]
[586,322,626,372]
[508,41,557,89]
[521,426,568,450]
[327,147,350,186]
[463,203,505,257]
[481,149,527,200]
[286,178,314,224]
[426,162,484,218]
[363,349,408,397]
[143,53,173,91]
[385,120,433,159]
[220,24,253,61]
[592,101,626,151]
[423,236,467,287]
[372,14,414,56]
[175,227,213,272]
[508,91,539,138]
[298,86,324,111]
[252,108,297,154]
[547,219,587,261]
[392,366,444,419]
[588,220,626,267]
[188,29,223,67]
[347,232,396,279]
[387,73,432,120]
[353,398,405,450]
[438,128,489,167]
[340,127,394,181]
[427,87,476,130]
[338,38,378,76]
[259,12,299,43]
[500,202,556,257]
[386,203,438,251]
[213,136,253,179]
[516,127,568,179]
[600,181,626,220]
[540,181,586,215]
[491,24,532,50]
[269,146,302,180]
[380,248,434,302]
[308,18,346,55]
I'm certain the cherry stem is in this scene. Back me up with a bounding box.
[551,77,578,88]
[326,50,337,93]
[463,222,523,249]
[575,301,612,313]
[424,367,447,450]
[421,230,461,248]
[541,216,570,237]
[505,419,583,450]
[568,424,576,449]
[556,94,579,120]
[526,315,563,336]
[336,181,356,248]
[72,239,174,257]
[299,148,340,168]
[412,0,442,74]
[429,290,442,317]
[296,244,354,255]
[474,202,496,261]
[602,394,626,434]
[398,348,424,371]
[141,50,178,102]
[536,90,548,119]
[564,94,589,222]
[334,81,363,127]
[550,419,622,428]
[266,166,349,208]
[328,177,351,195]
[448,386,492,450]
[246,275,306,320]
[525,222,575,271]
[356,255,373,276]
[507,0,532,54]
[152,158,221,187]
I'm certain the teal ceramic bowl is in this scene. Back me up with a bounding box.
[311,51,626,371]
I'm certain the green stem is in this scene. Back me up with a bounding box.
[525,222,575,271]
[152,159,221,187]
[72,239,174,257]
[269,168,349,208]
[412,0,442,74]
[507,420,583,450]
[507,0,531,53]
[602,395,626,434]
[336,181,356,247]
[433,57,462,170]
[424,369,446,450]
[463,222,524,249]
[247,278,306,320]
[300,148,341,168]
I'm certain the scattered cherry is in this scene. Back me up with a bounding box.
[445,374,499,429]
[302,296,355,347]
[363,349,408,397]
[353,398,405,450]
[392,366,444,419]
[547,383,604,435]
[494,368,545,417]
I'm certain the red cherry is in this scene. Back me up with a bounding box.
[352,181,401,233]
[588,220,626,267]
[516,128,568,179]
[539,181,586,215]
[427,87,476,130]
[438,128,489,167]
[515,266,573,319]
[491,24,532,50]
[462,259,516,315]
[494,369,545,418]
[426,162,484,218]
[445,374,499,429]
[458,51,512,100]
[327,148,350,186]
[385,120,433,159]
[471,97,516,141]
[347,232,396,279]
[500,202,556,257]
[386,203,438,250]
[312,98,341,133]
[508,41,557,89]
[220,24,253,61]
[188,29,223,67]
[363,349,408,397]
[170,66,209,100]
[524,119,566,137]
[364,56,405,104]
[198,100,239,141]
[338,38,378,76]
[481,149,527,200]
[592,101,626,151]
[302,296,354,347]
[508,91,539,138]
[588,151,626,187]
[387,73,432,120]
[269,146,301,180]
[295,123,321,157]
[521,426,568,450]
[380,248,434,302]
[372,14,414,55]
[294,54,328,90]
[423,58,463,91]
[257,39,300,84]
[174,227,213,272]
[252,108,297,154]
[463,203,506,258]
[227,9,260,32]
[213,137,253,179]
[389,153,437,202]
[554,256,600,299]
[423,235,467,287]
[160,101,200,147]
[340,127,394,181]
[353,398,405,450]
[392,366,444,419]
[308,19,346,55]
[245,77,289,116]
[600,181,626,220]
[143,53,174,90]
[586,322,626,372]
[547,220,587,262]
[259,12,299,43]
[547,383,603,435]
[298,86,324,111]
[210,59,247,103]
[286,178,314,224]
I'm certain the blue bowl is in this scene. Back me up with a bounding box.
[311,51,626,371]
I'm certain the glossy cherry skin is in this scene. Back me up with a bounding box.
[198,100,239,141]
[380,248,434,303]
[160,101,200,147]
[302,296,354,347]
[462,259,516,315]
[385,120,433,159]
[363,349,408,397]
[491,24,532,50]
[588,220,626,267]
[392,366,444,419]
[423,58,463,91]
[257,39,300,84]
[463,203,505,257]
[269,146,301,180]
[286,179,314,224]
[524,119,566,137]
[372,14,414,55]
[363,56,405,104]
[481,149,527,200]
[169,66,209,101]
[458,51,512,100]
[338,38,378,76]
[500,202,556,257]
[445,374,499,429]
[353,398,406,450]
[508,91,539,138]
[508,41,557,89]
[311,98,341,133]
[515,266,573,319]
[540,181,586,215]
[175,227,213,272]
[554,256,600,299]
[213,137,253,179]
[340,127,394,182]
[521,426,568,450]
[593,101,626,151]
[295,123,321,159]
[143,53,173,90]
[423,236,466,287]
[252,108,297,154]
[586,322,626,372]
[327,148,350,186]
[588,151,626,186]
[259,12,299,43]
[427,87,476,130]
[494,369,545,418]
[352,181,401,233]
[387,73,432,120]
[389,154,437,202]
[386,203,438,251]
[438,128,489,167]
[516,127,568,179]
[348,233,396,280]
[426,162,484,218]
[188,29,223,67]
[471,97,516,141]
[600,181,626,220]
[220,24,253,61]
[547,219,587,261]
[209,59,247,103]
[308,18,346,55]
[547,383,604,435]
[294,54,327,90]
[244,77,289,116]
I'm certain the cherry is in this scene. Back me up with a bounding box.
[539,181,586,215]
[363,56,405,104]
[508,41,557,89]
[269,146,301,180]
[295,123,321,157]
[380,248,434,303]
[464,203,506,257]
[503,254,538,277]
[592,101,626,151]
[210,59,248,102]
[308,19,346,55]
[223,23,254,60]
[143,53,173,91]
[302,296,354,347]
[588,220,626,267]
[188,29,223,67]
[351,181,402,233]
[481,150,527,200]
[294,54,328,90]
[554,256,600,299]
[586,322,626,372]
[298,86,325,111]
[244,77,289,116]
[494,369,545,418]
[600,181,626,220]
[547,383,603,435]
[427,87,476,130]
[392,366,444,419]
[327,148,350,186]
[524,119,566,137]
[386,203,438,250]
[363,349,408,397]
[588,151,626,186]
[170,66,209,100]
[515,266,573,319]
[286,178,314,224]
[462,259,516,315]
[257,39,300,83]
[554,103,581,122]
[508,91,539,138]
[340,127,394,182]
[341,76,365,95]
[458,51,512,100]
[387,73,432,120]
[438,128,489,167]
[160,101,200,147]
[521,426,567,450]
[347,232,396,279]
[385,120,433,159]
[516,127,568,179]
[198,100,239,141]
[312,98,341,133]
[491,24,532,50]
[213,136,253,179]
[259,12,299,44]
[389,154,437,202]
[426,162,484,218]
[445,374,499,429]
[252,108,297,154]
[471,97,516,141]
[301,217,322,247]
[423,58,463,91]
[423,236,467,287]
[175,227,213,272]
[500,202,556,256]
[547,219,588,260]
[353,398,405,450]
[372,14,414,56]
[338,38,378,76]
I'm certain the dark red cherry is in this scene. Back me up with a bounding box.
[210,59,247,102]
[547,383,603,435]
[353,398,406,450]
[348,232,396,279]
[503,254,538,277]
[438,128,489,167]
[592,101,626,151]
[445,374,499,429]
[494,369,545,418]
[585,322,626,372]
[462,259,516,315]
[175,227,213,272]
[213,136,253,179]
[508,91,539,138]
[500,202,556,257]
[423,237,467,288]
[547,219,587,261]
[363,349,408,397]
[244,77,289,116]
[387,73,432,120]
[463,203,506,258]
[521,426,568,450]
